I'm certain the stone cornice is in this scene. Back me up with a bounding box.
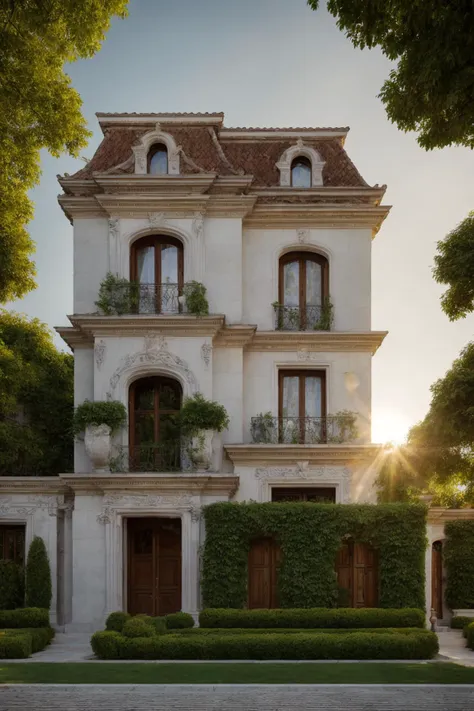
[55,326,93,348]
[97,113,225,131]
[251,186,387,205]
[224,444,382,467]
[220,129,348,141]
[95,194,211,216]
[0,477,67,495]
[93,174,217,195]
[428,507,474,524]
[246,331,387,355]
[213,325,257,347]
[60,473,239,496]
[243,204,391,235]
[68,314,226,339]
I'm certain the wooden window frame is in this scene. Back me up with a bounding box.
[278,369,327,421]
[147,143,168,174]
[128,376,182,451]
[0,525,25,565]
[278,251,329,309]
[130,235,184,287]
[271,486,336,503]
[290,155,312,187]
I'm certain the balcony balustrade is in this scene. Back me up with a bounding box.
[250,415,357,445]
[273,301,333,331]
[99,282,182,316]
[110,443,182,472]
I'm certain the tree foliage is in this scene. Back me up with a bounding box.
[0,310,73,474]
[308,1,474,150]
[433,212,474,321]
[0,0,129,302]
[376,343,474,505]
[25,536,52,610]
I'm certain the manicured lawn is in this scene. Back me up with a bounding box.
[1,662,474,684]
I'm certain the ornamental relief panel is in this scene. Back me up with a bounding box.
[96,493,201,525]
[255,466,351,503]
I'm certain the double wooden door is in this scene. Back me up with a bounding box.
[248,538,282,609]
[336,541,378,608]
[128,518,181,616]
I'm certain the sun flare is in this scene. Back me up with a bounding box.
[372,409,410,446]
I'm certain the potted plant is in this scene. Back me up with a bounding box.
[73,400,127,472]
[182,281,209,317]
[178,393,229,471]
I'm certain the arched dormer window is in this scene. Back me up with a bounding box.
[276,251,329,330]
[131,235,183,313]
[291,156,312,188]
[148,143,168,175]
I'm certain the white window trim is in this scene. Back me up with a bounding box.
[132,122,180,175]
[276,139,325,187]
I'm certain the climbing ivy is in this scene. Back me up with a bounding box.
[201,502,426,610]
[444,521,474,610]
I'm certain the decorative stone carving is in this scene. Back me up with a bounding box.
[297,349,319,362]
[96,493,200,525]
[144,333,167,353]
[297,228,309,244]
[148,212,166,229]
[276,141,325,187]
[85,424,111,473]
[108,217,120,238]
[0,495,61,517]
[107,344,198,398]
[255,466,351,503]
[94,340,106,370]
[192,212,204,239]
[201,343,212,368]
[132,127,181,175]
[191,429,215,472]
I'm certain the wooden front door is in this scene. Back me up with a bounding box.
[0,525,25,565]
[248,538,281,609]
[128,518,181,616]
[432,541,443,619]
[336,541,378,608]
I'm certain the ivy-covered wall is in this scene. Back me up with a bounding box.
[201,502,427,610]
[444,520,474,610]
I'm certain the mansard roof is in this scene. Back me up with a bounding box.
[67,113,369,189]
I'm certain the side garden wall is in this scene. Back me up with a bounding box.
[201,502,427,609]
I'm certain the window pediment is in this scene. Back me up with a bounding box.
[132,123,180,175]
[276,139,325,187]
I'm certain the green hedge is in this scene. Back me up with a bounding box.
[165,612,195,629]
[199,607,426,629]
[0,607,49,628]
[0,633,32,659]
[465,622,474,649]
[0,560,24,610]
[202,502,426,609]
[91,629,438,660]
[25,536,52,610]
[3,627,54,653]
[122,618,155,638]
[445,521,474,610]
[176,627,425,637]
[105,611,131,632]
[451,615,473,630]
[105,611,194,633]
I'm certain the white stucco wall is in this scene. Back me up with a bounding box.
[73,218,108,313]
[242,228,372,331]
[205,218,243,322]
[213,347,244,443]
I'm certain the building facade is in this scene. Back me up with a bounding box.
[0,112,455,630]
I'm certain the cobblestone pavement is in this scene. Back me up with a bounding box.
[1,684,474,710]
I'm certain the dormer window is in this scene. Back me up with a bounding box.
[148,144,168,175]
[291,156,311,188]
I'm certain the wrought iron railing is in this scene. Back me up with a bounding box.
[110,443,182,472]
[99,283,182,315]
[273,301,333,331]
[250,415,357,445]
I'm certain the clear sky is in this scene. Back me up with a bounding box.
[11,0,474,444]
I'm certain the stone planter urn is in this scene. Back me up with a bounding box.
[84,424,112,473]
[192,429,215,472]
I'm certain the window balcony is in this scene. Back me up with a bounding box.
[97,282,182,316]
[250,414,357,445]
[273,301,333,331]
[110,443,182,472]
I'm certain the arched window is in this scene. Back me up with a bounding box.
[148,143,168,175]
[277,251,329,330]
[291,156,311,188]
[128,376,182,471]
[131,235,184,314]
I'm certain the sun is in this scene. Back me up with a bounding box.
[372,409,410,446]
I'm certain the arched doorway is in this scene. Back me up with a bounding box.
[432,540,444,619]
[128,376,182,471]
[248,537,281,609]
[336,540,378,608]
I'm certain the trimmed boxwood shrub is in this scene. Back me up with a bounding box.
[445,521,474,610]
[91,629,438,660]
[0,607,49,629]
[105,611,131,633]
[0,560,24,610]
[174,626,425,637]
[25,536,52,610]
[465,622,474,649]
[4,627,54,653]
[199,607,425,630]
[122,618,154,638]
[451,615,473,630]
[202,502,426,609]
[165,612,195,629]
[0,632,32,659]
